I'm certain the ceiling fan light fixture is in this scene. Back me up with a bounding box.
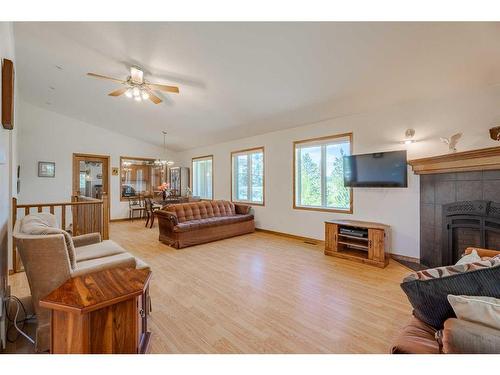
[130,67,144,84]
[125,89,133,98]
[141,90,150,100]
[400,128,417,145]
[132,87,141,97]
[134,95,142,102]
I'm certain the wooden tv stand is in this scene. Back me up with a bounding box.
[324,220,390,268]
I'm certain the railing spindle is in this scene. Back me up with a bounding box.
[61,204,66,231]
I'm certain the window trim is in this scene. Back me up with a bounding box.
[191,154,214,200]
[119,156,157,202]
[230,146,265,206]
[292,132,353,214]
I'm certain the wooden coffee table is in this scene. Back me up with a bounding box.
[40,267,152,354]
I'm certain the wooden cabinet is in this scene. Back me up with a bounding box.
[324,220,390,268]
[325,223,338,252]
[40,267,152,354]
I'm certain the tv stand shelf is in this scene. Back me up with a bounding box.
[325,220,390,268]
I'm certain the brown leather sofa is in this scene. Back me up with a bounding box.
[156,200,255,248]
[391,247,500,354]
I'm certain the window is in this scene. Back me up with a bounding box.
[293,133,352,213]
[192,155,213,200]
[231,147,264,205]
[120,157,165,200]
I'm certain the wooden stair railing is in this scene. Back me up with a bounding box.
[11,193,109,273]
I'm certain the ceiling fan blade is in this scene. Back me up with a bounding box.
[148,92,163,104]
[147,83,180,94]
[108,87,128,97]
[87,72,125,84]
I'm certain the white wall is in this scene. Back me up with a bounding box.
[0,22,17,350]
[177,87,500,259]
[17,101,178,219]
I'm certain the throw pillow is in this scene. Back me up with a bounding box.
[448,295,500,330]
[403,258,500,282]
[400,261,500,329]
[455,249,481,265]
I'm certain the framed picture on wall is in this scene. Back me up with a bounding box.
[38,161,55,178]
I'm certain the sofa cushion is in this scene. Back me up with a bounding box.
[164,200,236,223]
[75,240,126,262]
[390,316,439,354]
[400,264,500,329]
[442,318,500,354]
[21,213,77,269]
[173,214,254,233]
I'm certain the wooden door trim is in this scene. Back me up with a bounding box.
[72,153,110,194]
[72,153,110,218]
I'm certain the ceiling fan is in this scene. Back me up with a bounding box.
[87,66,179,104]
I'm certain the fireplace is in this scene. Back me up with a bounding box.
[442,200,500,265]
[419,170,500,268]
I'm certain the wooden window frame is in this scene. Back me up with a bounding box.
[191,155,214,200]
[119,156,159,202]
[292,132,353,214]
[230,147,265,206]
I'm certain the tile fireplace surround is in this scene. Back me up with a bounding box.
[420,170,500,267]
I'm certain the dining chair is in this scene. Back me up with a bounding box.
[144,197,161,228]
[128,196,145,220]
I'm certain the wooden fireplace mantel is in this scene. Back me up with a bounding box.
[408,146,500,175]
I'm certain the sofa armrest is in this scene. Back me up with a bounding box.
[235,203,251,215]
[156,210,179,225]
[72,232,102,248]
[442,318,500,354]
[465,247,500,258]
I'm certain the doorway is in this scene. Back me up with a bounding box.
[72,153,110,198]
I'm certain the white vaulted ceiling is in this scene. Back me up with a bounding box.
[13,22,500,150]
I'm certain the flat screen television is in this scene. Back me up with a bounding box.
[343,150,408,188]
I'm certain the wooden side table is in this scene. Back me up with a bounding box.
[40,267,152,354]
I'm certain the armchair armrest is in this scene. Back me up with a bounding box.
[156,210,179,225]
[465,247,500,258]
[235,203,251,215]
[72,232,102,248]
[442,318,500,354]
[71,253,136,277]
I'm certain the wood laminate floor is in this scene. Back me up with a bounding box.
[7,220,413,353]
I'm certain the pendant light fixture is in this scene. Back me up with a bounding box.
[155,131,174,166]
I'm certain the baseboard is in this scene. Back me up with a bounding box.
[255,228,324,245]
[110,218,131,222]
[390,253,420,263]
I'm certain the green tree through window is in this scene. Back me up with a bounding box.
[232,148,265,204]
[295,134,351,211]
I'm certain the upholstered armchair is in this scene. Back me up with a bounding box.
[13,213,149,352]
